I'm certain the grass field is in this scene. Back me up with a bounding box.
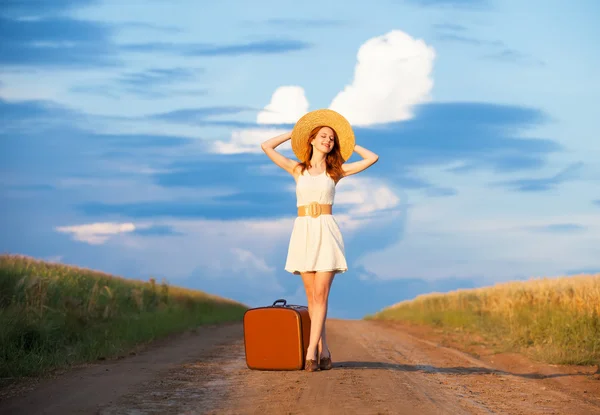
[367,274,600,366]
[0,254,248,380]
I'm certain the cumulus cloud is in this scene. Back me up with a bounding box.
[256,86,309,124]
[55,222,136,245]
[213,29,435,156]
[336,177,401,217]
[230,247,276,274]
[116,218,291,278]
[212,85,308,154]
[329,30,435,126]
[213,127,287,154]
[106,218,289,304]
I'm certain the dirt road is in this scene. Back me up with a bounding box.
[1,319,599,414]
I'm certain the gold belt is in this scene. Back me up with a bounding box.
[298,202,332,218]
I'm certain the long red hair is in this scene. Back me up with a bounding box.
[295,126,345,183]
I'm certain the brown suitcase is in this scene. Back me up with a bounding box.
[243,299,311,370]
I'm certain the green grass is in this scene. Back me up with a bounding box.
[366,274,600,366]
[0,254,248,380]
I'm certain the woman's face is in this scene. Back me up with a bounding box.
[311,126,335,154]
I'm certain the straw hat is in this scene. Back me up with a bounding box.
[291,109,355,162]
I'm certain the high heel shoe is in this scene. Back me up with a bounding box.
[319,350,332,370]
[305,358,319,372]
[305,350,319,372]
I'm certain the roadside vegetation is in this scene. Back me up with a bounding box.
[368,273,600,366]
[0,254,247,380]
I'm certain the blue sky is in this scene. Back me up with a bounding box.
[1,0,599,318]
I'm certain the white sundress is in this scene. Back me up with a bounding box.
[284,169,348,275]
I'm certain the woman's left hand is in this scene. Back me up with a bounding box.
[341,144,379,177]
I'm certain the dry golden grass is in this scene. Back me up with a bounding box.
[368,273,600,365]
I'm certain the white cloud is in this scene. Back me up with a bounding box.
[214,29,435,156]
[55,222,136,245]
[112,217,293,280]
[347,164,600,283]
[358,203,600,283]
[256,86,309,125]
[336,177,401,215]
[212,127,288,154]
[333,176,403,232]
[329,30,435,126]
[230,247,275,274]
[98,218,291,305]
[212,85,309,154]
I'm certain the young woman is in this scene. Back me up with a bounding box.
[260,109,379,371]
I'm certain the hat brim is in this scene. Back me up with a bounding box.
[291,109,355,162]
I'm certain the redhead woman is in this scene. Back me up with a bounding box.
[260,109,379,371]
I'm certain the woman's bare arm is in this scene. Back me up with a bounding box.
[260,131,299,177]
[341,144,379,177]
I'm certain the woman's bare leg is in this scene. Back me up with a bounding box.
[301,272,320,353]
[304,271,335,362]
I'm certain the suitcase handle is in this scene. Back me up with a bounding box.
[272,299,287,306]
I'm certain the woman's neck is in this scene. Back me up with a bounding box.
[310,154,326,169]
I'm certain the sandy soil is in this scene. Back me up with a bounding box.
[1,319,599,414]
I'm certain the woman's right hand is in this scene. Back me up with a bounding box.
[260,130,293,150]
[260,131,299,178]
